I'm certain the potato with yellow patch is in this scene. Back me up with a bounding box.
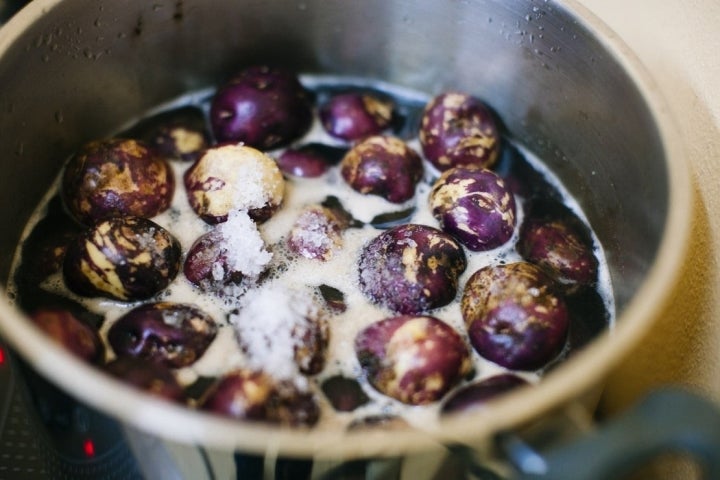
[320,92,394,141]
[62,216,181,301]
[354,315,472,405]
[430,166,517,251]
[202,369,320,426]
[340,135,423,204]
[108,302,217,368]
[419,91,500,171]
[62,138,175,225]
[184,144,285,224]
[461,262,569,370]
[358,224,467,314]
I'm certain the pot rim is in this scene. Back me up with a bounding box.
[0,0,694,459]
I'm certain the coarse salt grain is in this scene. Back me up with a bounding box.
[218,209,272,279]
[230,284,318,382]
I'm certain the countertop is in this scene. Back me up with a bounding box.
[577,0,719,477]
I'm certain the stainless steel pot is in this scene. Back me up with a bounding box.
[0,0,693,468]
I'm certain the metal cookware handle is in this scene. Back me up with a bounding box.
[515,388,720,480]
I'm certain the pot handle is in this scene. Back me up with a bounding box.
[513,388,720,480]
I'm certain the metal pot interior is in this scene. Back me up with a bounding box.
[0,0,691,458]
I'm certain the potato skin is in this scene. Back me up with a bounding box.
[202,369,320,426]
[107,302,218,369]
[62,216,181,301]
[430,166,516,251]
[355,315,472,405]
[62,138,175,225]
[518,215,598,294]
[358,224,467,314]
[419,92,500,171]
[461,262,569,370]
[320,92,394,141]
[183,144,285,224]
[209,65,313,150]
[441,374,528,414]
[104,356,186,403]
[340,135,423,204]
[30,308,104,363]
[287,205,348,261]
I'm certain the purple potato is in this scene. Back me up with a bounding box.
[320,375,370,412]
[62,138,175,225]
[202,370,320,426]
[63,216,181,301]
[293,311,330,376]
[29,308,103,363]
[266,380,321,427]
[358,224,466,314]
[201,369,276,421]
[518,216,599,294]
[17,197,83,284]
[419,92,501,171]
[234,289,330,376]
[184,144,285,224]
[340,135,423,204]
[355,315,472,405]
[209,65,313,150]
[107,302,217,368]
[276,143,346,178]
[441,374,528,414]
[430,167,516,251]
[461,262,569,370]
[286,205,348,261]
[132,106,211,163]
[319,92,394,141]
[104,356,186,403]
[183,229,245,293]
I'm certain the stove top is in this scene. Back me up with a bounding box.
[0,339,145,480]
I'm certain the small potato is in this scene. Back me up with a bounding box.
[201,369,276,421]
[202,369,320,426]
[419,91,501,171]
[461,262,569,370]
[184,144,285,224]
[209,65,313,150]
[275,142,346,178]
[430,167,516,251]
[62,138,175,225]
[127,106,211,163]
[30,308,104,363]
[107,302,218,369]
[286,205,348,261]
[183,229,246,293]
[62,216,181,301]
[232,286,330,376]
[340,135,423,204]
[441,374,528,414]
[319,92,394,141]
[518,202,599,294]
[358,224,467,314]
[104,356,186,403]
[354,315,472,405]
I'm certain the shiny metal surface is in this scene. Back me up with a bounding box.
[0,0,692,460]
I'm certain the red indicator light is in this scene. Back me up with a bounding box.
[83,439,96,457]
[0,346,5,366]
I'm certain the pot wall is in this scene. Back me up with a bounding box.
[0,0,691,458]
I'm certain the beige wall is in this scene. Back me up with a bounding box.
[577,1,720,477]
